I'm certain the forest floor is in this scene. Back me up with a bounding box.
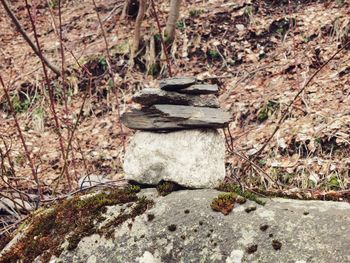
[0,0,349,235]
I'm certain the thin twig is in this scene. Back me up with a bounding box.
[58,0,68,113]
[150,0,173,76]
[24,0,72,189]
[0,75,42,199]
[228,146,285,188]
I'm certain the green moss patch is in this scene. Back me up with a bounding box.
[99,196,154,239]
[156,181,182,196]
[0,186,152,263]
[211,192,241,215]
[217,183,266,206]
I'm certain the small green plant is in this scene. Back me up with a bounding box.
[126,185,141,194]
[257,107,269,122]
[244,5,254,21]
[302,34,317,43]
[48,0,58,9]
[258,159,267,166]
[207,49,220,59]
[154,33,161,42]
[176,20,185,31]
[270,18,295,38]
[336,0,345,6]
[315,138,322,144]
[11,96,31,113]
[257,100,280,123]
[189,9,203,17]
[276,27,286,36]
[98,56,107,71]
[327,176,341,189]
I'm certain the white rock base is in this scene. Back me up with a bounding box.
[123,129,226,188]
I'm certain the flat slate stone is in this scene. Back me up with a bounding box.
[121,104,231,131]
[132,88,219,108]
[160,76,197,91]
[177,84,219,95]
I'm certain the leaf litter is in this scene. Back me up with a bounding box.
[0,0,349,245]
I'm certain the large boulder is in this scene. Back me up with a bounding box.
[5,189,348,263]
[123,129,226,188]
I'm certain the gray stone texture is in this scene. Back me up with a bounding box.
[123,129,226,188]
[25,189,350,263]
[177,84,219,95]
[160,76,197,91]
[121,105,231,131]
[132,88,219,108]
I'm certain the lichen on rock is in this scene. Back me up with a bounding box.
[0,186,153,263]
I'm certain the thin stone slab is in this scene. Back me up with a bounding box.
[177,84,219,95]
[121,104,231,131]
[132,88,219,108]
[160,76,197,91]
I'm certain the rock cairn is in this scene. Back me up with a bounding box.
[121,76,231,131]
[121,77,231,188]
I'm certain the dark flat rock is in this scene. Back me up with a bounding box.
[160,76,197,91]
[132,88,219,108]
[121,104,231,131]
[177,84,219,95]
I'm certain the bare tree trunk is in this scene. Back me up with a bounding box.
[0,0,61,76]
[129,0,147,66]
[165,0,182,41]
[121,0,131,20]
[146,35,156,74]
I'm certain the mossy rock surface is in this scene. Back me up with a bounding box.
[0,186,153,263]
[1,189,349,263]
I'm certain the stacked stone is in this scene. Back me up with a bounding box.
[121,76,231,131]
[121,77,231,189]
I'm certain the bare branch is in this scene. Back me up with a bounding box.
[129,0,147,67]
[0,0,61,76]
[150,0,173,76]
